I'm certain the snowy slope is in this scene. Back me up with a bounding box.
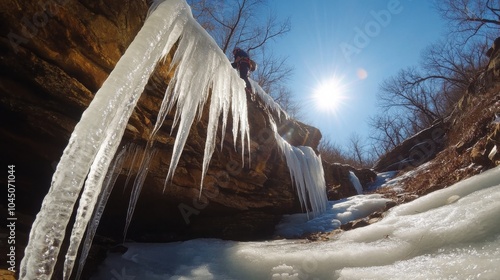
[92,166,500,279]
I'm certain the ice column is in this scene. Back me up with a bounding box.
[19,0,249,279]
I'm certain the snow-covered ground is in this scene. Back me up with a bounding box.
[275,194,390,238]
[92,166,500,279]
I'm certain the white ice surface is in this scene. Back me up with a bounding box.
[92,166,500,280]
[272,119,328,216]
[275,194,390,238]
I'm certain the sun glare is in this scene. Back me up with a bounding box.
[313,77,347,114]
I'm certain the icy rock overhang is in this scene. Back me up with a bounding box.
[19,0,326,279]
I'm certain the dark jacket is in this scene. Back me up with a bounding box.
[231,49,251,69]
[231,48,252,91]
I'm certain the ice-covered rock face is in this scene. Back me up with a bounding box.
[92,166,500,280]
[15,0,327,279]
[3,0,332,261]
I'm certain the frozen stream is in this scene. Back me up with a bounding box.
[92,166,500,279]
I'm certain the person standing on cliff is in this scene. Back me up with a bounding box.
[231,47,256,101]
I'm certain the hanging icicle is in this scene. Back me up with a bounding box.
[19,0,327,279]
[251,80,328,216]
[73,144,131,280]
[19,0,249,279]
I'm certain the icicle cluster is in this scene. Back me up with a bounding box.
[270,118,328,217]
[19,0,327,279]
[253,73,327,216]
[250,80,328,215]
[19,0,248,279]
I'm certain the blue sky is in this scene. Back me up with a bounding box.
[267,0,446,148]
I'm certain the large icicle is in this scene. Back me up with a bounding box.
[252,79,328,216]
[270,119,328,216]
[21,0,327,277]
[74,144,130,280]
[121,0,249,234]
[160,25,249,189]
[19,0,249,279]
[349,171,364,195]
[19,0,178,276]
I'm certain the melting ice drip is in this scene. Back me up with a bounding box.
[250,80,328,215]
[19,0,327,279]
[349,171,364,195]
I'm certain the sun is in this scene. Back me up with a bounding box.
[312,77,347,113]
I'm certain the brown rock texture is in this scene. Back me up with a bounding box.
[1,5,379,278]
[372,120,448,172]
[323,162,377,200]
[375,38,500,202]
[0,0,331,252]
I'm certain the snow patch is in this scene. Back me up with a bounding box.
[275,194,390,238]
[92,166,500,280]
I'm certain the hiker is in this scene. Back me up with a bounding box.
[231,47,256,100]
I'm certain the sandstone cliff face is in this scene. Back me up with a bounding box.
[1,0,334,246]
[372,121,447,172]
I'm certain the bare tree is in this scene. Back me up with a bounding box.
[347,133,365,167]
[379,67,444,127]
[421,40,489,85]
[369,113,412,156]
[377,38,489,130]
[318,139,346,164]
[251,48,299,115]
[368,0,497,162]
[187,0,299,114]
[318,136,374,168]
[436,0,500,42]
[187,0,290,55]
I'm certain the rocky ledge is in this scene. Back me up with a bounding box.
[0,0,375,261]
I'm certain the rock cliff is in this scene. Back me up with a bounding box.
[0,0,326,244]
[0,3,377,277]
[373,38,500,174]
[374,38,500,202]
[3,0,377,253]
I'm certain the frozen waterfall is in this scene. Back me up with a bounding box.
[349,171,364,194]
[19,0,327,279]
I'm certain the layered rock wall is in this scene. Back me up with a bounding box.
[1,0,328,244]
